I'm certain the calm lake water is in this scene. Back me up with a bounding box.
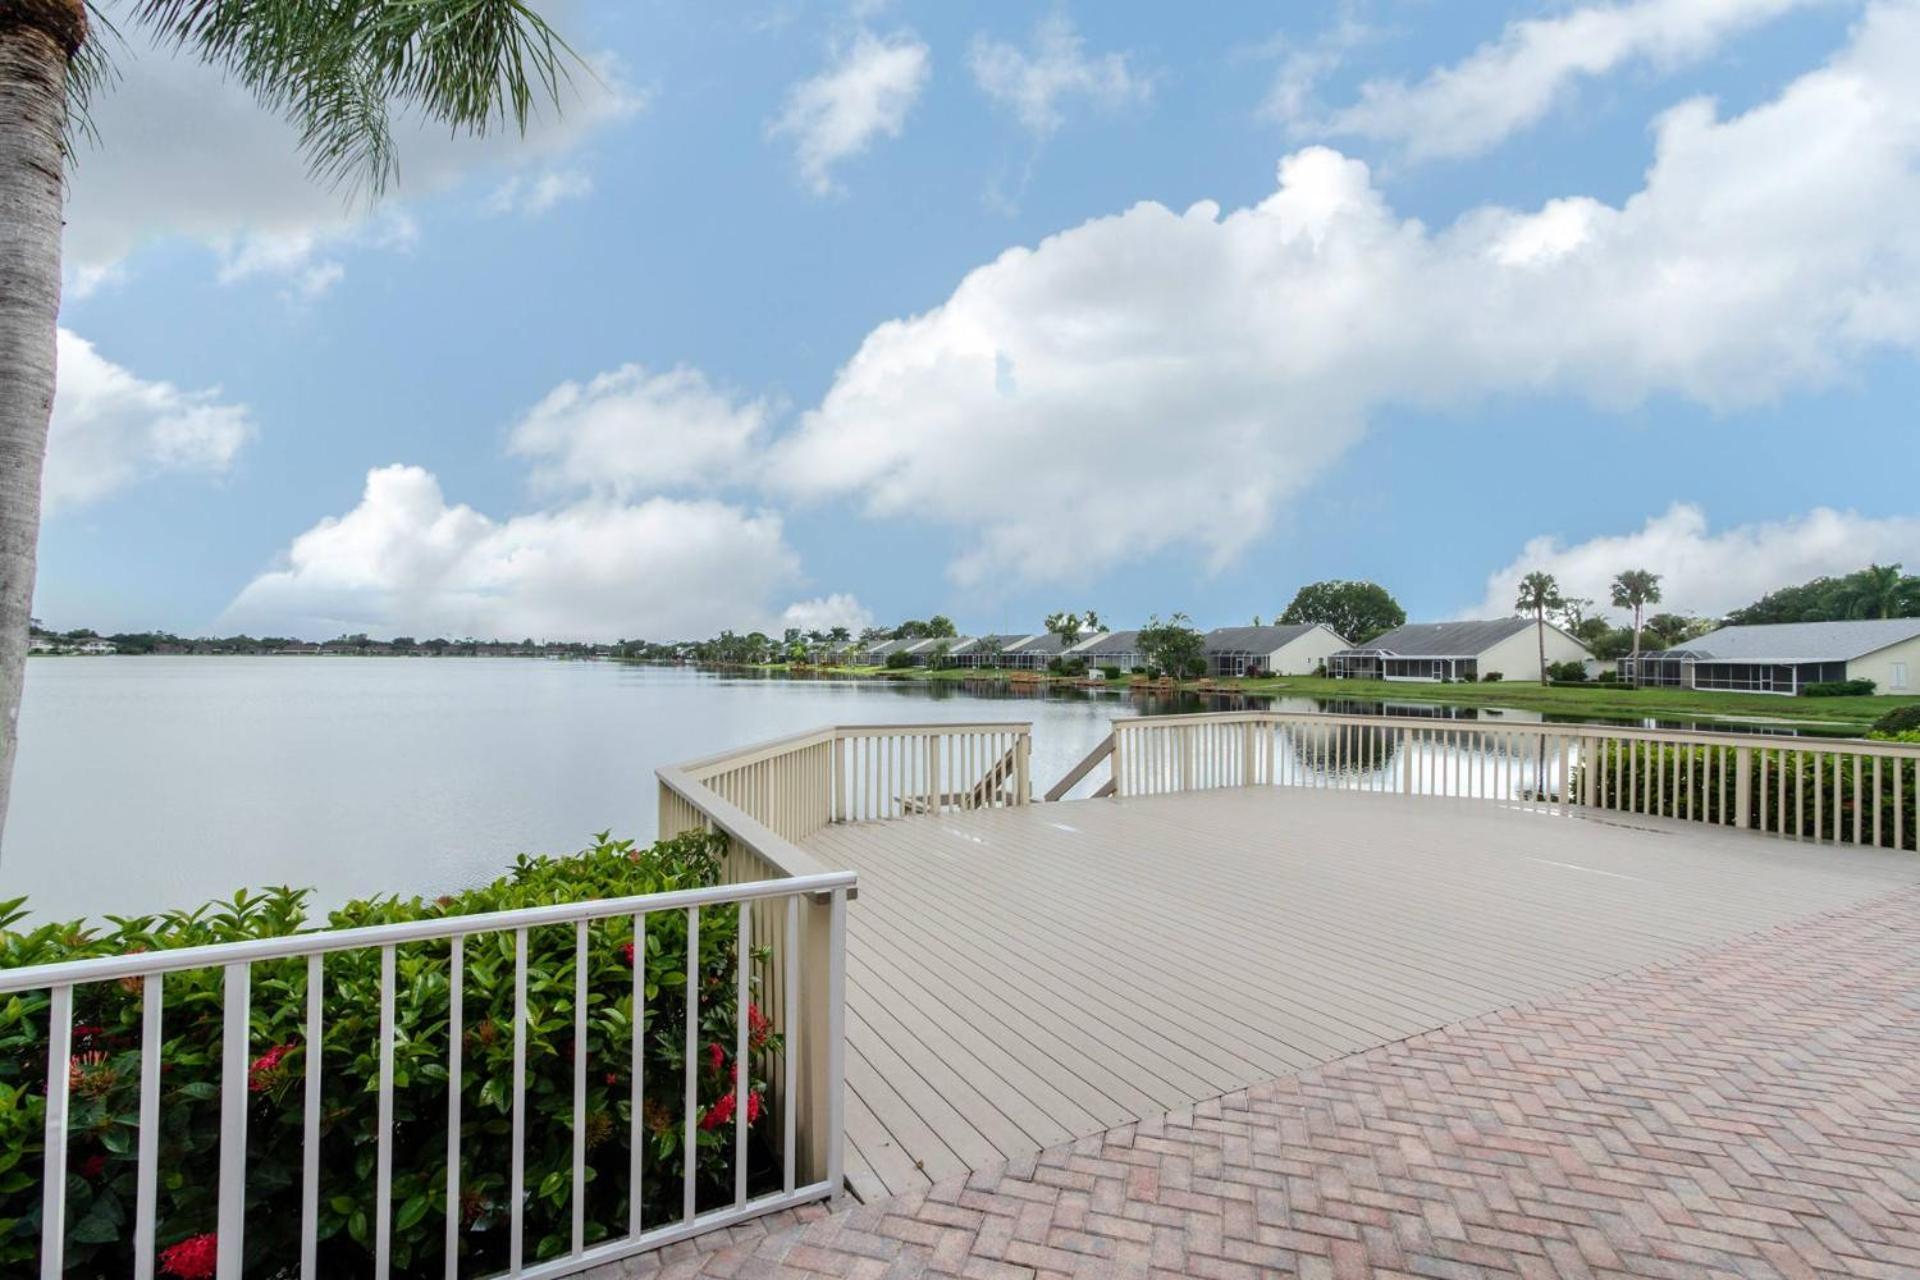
[0,658,1840,924]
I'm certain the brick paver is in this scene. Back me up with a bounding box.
[599,883,1920,1278]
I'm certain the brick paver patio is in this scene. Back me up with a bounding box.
[602,882,1920,1279]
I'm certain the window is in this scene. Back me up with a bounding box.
[1894,661,1910,690]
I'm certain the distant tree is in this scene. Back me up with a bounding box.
[1726,575,1844,625]
[1643,613,1711,650]
[926,614,957,638]
[1044,611,1084,647]
[1279,581,1405,644]
[828,625,852,645]
[927,639,953,669]
[1514,571,1565,684]
[1083,610,1104,633]
[978,635,1005,667]
[1138,613,1206,680]
[1609,569,1662,665]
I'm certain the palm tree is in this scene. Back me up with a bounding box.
[1841,563,1918,619]
[1514,571,1564,683]
[1044,611,1083,647]
[0,1,575,845]
[1610,569,1663,666]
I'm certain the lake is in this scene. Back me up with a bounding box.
[0,657,1838,924]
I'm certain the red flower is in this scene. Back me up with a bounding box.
[619,940,636,966]
[700,1090,736,1131]
[160,1233,218,1280]
[77,1153,107,1178]
[248,1043,295,1093]
[706,1041,726,1074]
[748,1003,772,1051]
[747,1090,763,1124]
[604,1072,619,1087]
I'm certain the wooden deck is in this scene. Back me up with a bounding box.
[800,786,1920,1200]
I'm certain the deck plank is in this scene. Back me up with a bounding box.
[809,786,1920,1199]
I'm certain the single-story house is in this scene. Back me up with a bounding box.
[1068,630,1146,673]
[949,634,1032,668]
[1202,624,1350,677]
[1327,618,1592,683]
[1001,633,1071,670]
[1621,618,1920,694]
[856,638,913,666]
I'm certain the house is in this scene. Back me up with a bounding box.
[1202,624,1349,677]
[1621,619,1920,694]
[856,638,912,666]
[1327,618,1592,683]
[949,634,1032,669]
[1001,633,1071,670]
[1068,631,1146,673]
[75,639,118,655]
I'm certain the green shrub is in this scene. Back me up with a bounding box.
[1594,670,1620,684]
[0,831,777,1277]
[1545,661,1587,683]
[1480,671,1503,683]
[883,651,914,669]
[1800,678,1876,697]
[1872,705,1920,734]
[1100,666,1121,681]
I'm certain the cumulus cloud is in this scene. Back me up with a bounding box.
[768,3,1920,586]
[221,466,799,641]
[508,364,771,498]
[1300,0,1825,159]
[969,14,1152,136]
[770,28,930,194]
[64,41,641,293]
[781,593,875,633]
[1470,504,1920,621]
[46,331,254,514]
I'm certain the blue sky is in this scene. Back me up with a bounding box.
[39,0,1920,641]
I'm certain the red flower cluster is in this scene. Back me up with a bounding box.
[699,1088,763,1131]
[706,1041,726,1074]
[159,1233,218,1279]
[77,1153,108,1179]
[619,940,636,966]
[248,1043,295,1093]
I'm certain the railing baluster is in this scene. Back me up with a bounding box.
[218,962,250,1280]
[376,945,397,1280]
[511,927,528,1276]
[302,955,322,1280]
[572,919,589,1256]
[446,938,463,1280]
[734,899,751,1208]
[683,906,701,1224]
[783,894,798,1198]
[40,983,72,1280]
[630,912,647,1239]
[136,975,163,1280]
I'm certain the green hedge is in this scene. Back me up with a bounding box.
[1579,740,1917,848]
[1800,678,1877,697]
[0,830,779,1277]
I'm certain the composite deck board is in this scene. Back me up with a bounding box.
[805,786,1920,1198]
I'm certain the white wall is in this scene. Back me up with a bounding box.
[1480,624,1592,682]
[1849,634,1920,692]
[1269,626,1349,675]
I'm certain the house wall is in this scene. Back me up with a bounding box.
[1478,625,1592,681]
[1848,634,1920,692]
[1269,626,1349,675]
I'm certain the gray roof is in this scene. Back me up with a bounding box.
[1650,618,1920,664]
[862,638,912,657]
[1337,618,1536,657]
[967,633,1034,651]
[1071,630,1142,658]
[1008,632,1069,656]
[1203,624,1335,654]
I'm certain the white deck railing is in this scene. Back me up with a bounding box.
[1070,711,1918,851]
[0,743,869,1280]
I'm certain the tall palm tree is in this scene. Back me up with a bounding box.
[1514,571,1564,683]
[1842,563,1918,619]
[1610,568,1662,666]
[0,1,575,845]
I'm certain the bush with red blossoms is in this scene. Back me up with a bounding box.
[0,830,787,1276]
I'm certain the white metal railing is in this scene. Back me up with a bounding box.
[1,742,869,1280]
[1085,711,1919,851]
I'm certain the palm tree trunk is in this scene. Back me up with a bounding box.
[0,3,82,849]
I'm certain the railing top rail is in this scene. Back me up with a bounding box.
[0,869,856,994]
[656,763,848,882]
[671,721,1034,777]
[1109,708,1920,754]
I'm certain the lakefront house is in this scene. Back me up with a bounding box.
[1327,618,1594,682]
[1621,618,1920,694]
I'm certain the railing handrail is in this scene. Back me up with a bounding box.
[0,869,856,994]
[656,762,849,882]
[1111,708,1920,756]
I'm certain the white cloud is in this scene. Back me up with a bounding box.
[1302,0,1826,159]
[781,593,874,633]
[486,169,595,217]
[1470,504,1920,621]
[64,41,641,293]
[769,3,1920,587]
[221,466,800,641]
[969,14,1152,136]
[46,330,254,513]
[770,28,930,195]
[507,364,771,498]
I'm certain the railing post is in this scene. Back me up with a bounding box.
[1580,736,1597,809]
[1015,731,1031,804]
[796,888,849,1198]
[1734,746,1752,829]
[1242,722,1257,786]
[1111,728,1126,798]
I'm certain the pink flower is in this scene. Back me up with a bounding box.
[160,1233,218,1279]
[248,1043,295,1093]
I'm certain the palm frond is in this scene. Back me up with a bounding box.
[62,2,124,156]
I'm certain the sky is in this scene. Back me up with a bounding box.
[37,0,1920,642]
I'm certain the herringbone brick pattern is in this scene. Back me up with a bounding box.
[600,883,1920,1278]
